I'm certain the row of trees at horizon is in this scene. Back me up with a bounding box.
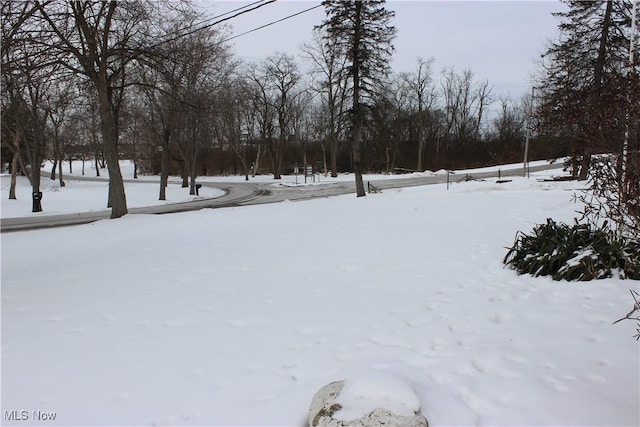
[2,1,638,217]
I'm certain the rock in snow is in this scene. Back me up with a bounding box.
[309,373,429,427]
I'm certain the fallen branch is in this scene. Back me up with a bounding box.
[367,182,381,194]
[613,289,640,341]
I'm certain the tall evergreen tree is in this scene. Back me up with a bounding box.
[536,0,638,180]
[320,0,396,196]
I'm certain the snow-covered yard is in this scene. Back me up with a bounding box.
[1,165,638,426]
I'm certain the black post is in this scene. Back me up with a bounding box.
[32,191,42,213]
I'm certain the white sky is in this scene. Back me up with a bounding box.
[200,1,566,100]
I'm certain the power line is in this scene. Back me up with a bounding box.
[150,0,277,49]
[222,3,322,44]
[180,1,270,35]
[202,1,269,23]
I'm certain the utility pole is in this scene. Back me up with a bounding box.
[523,86,535,177]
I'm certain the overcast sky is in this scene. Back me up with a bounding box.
[200,1,566,101]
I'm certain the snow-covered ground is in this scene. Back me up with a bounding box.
[0,161,225,218]
[1,162,639,426]
[1,159,552,218]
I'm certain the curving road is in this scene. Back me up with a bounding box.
[0,163,564,232]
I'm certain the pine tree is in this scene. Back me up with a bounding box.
[320,0,396,197]
[537,0,637,180]
[538,0,640,237]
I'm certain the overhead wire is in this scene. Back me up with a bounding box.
[221,3,323,44]
[165,0,270,39]
[149,0,277,49]
[193,0,269,26]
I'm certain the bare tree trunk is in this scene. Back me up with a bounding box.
[9,137,20,199]
[107,180,112,208]
[189,163,197,195]
[321,142,328,177]
[273,149,283,179]
[231,144,250,181]
[330,137,338,178]
[31,168,42,213]
[385,147,391,174]
[252,141,262,177]
[28,118,44,213]
[97,88,127,218]
[416,101,425,172]
[18,153,32,186]
[8,107,26,198]
[189,134,198,195]
[92,114,101,177]
[352,1,365,197]
[181,160,189,187]
[268,136,284,180]
[391,145,398,173]
[353,126,365,196]
[159,129,170,200]
[240,154,249,181]
[58,157,65,187]
[50,161,57,181]
[130,124,138,179]
[159,148,168,200]
[57,137,65,187]
[579,152,591,181]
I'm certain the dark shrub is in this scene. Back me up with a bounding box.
[503,218,640,281]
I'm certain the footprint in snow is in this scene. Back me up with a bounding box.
[503,354,529,364]
[164,320,184,328]
[583,334,600,342]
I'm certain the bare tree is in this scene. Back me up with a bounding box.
[473,77,492,140]
[264,52,303,179]
[141,49,182,199]
[401,57,437,171]
[302,28,350,177]
[243,54,303,180]
[494,95,527,159]
[214,77,253,180]
[1,1,62,211]
[34,1,162,218]
[44,76,75,187]
[59,106,89,175]
[142,6,234,196]
[21,59,53,212]
[289,85,314,172]
[440,67,492,147]
[245,62,275,177]
[1,1,38,200]
[372,76,410,173]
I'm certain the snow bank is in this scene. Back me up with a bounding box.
[335,371,421,420]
